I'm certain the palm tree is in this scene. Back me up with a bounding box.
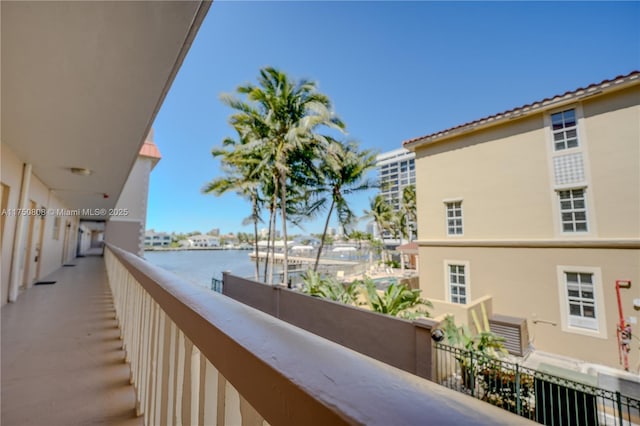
[348,230,366,249]
[361,278,432,319]
[363,195,394,262]
[223,67,344,285]
[401,185,417,241]
[312,139,376,272]
[300,270,360,305]
[203,134,263,280]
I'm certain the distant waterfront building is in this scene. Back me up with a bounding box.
[144,230,171,247]
[376,148,416,212]
[259,228,269,239]
[188,234,220,248]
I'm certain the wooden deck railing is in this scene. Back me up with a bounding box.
[105,244,532,425]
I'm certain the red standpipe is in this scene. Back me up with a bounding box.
[615,280,632,371]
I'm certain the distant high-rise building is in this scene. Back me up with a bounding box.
[376,148,416,241]
[376,148,416,212]
[365,221,378,238]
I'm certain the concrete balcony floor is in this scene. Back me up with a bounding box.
[1,256,142,426]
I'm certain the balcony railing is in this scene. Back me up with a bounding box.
[435,343,640,425]
[105,244,532,425]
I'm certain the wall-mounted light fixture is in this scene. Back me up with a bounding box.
[70,167,92,176]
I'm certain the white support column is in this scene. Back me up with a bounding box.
[8,163,32,302]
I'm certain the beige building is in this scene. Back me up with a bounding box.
[404,71,640,371]
[105,132,162,256]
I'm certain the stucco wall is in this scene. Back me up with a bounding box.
[222,273,438,380]
[414,115,554,241]
[1,142,80,305]
[1,143,24,305]
[113,156,151,221]
[104,220,143,256]
[581,87,640,239]
[105,156,153,256]
[414,86,640,242]
[418,245,639,369]
[27,174,78,280]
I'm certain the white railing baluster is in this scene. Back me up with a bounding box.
[224,379,242,425]
[131,283,141,386]
[145,301,158,426]
[174,329,185,426]
[140,293,151,418]
[154,310,166,425]
[136,291,148,416]
[166,321,176,425]
[181,337,194,425]
[190,345,201,426]
[202,359,218,426]
[197,351,206,425]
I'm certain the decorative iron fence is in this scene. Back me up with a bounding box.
[435,343,640,426]
[211,277,223,293]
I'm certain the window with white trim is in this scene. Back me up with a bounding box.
[448,264,467,304]
[446,201,463,235]
[564,271,597,330]
[551,109,579,151]
[558,188,588,232]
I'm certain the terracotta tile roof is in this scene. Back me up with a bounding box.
[139,140,161,160]
[396,242,419,253]
[403,71,640,149]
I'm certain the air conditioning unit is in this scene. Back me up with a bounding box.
[489,314,530,356]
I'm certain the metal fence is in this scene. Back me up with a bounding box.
[211,277,223,293]
[435,343,640,426]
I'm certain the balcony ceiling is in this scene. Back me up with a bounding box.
[1,1,209,219]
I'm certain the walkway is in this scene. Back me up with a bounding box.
[1,256,141,426]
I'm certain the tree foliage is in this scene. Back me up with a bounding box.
[300,270,360,305]
[205,67,378,285]
[361,278,432,319]
[300,273,432,319]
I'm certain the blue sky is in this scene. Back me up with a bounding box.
[147,1,639,235]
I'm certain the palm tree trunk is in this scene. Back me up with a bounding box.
[268,204,277,284]
[314,197,335,273]
[268,175,278,285]
[252,195,260,281]
[377,219,388,264]
[280,173,289,286]
[263,199,274,283]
